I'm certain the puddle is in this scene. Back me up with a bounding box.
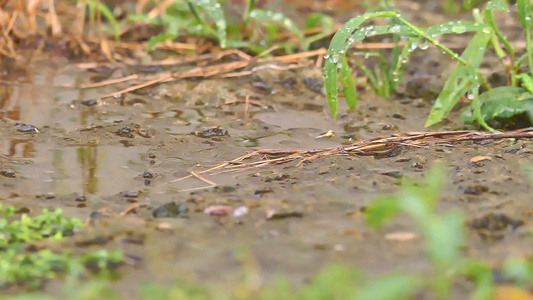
[1,2,533,297]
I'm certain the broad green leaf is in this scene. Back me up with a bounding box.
[478,98,533,120]
[461,87,533,123]
[355,275,417,300]
[425,29,491,127]
[146,33,177,52]
[250,9,303,41]
[339,56,357,109]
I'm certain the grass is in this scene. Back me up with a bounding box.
[324,0,533,131]
[0,204,122,289]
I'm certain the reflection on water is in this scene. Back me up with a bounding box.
[0,59,147,198]
[77,146,98,195]
[0,143,147,198]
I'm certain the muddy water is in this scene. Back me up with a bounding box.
[1,4,533,299]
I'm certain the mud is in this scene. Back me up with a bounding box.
[1,0,533,298]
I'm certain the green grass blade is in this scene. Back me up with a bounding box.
[324,11,397,118]
[425,21,483,37]
[243,0,256,26]
[86,0,121,41]
[517,0,533,74]
[486,0,508,10]
[518,73,533,93]
[425,30,491,127]
[339,56,357,109]
[188,0,227,48]
[483,9,514,58]
[146,33,177,52]
[517,0,532,30]
[355,60,380,95]
[249,9,304,42]
[303,13,333,50]
[392,38,418,91]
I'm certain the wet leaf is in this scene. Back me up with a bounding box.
[324,11,397,118]
[517,0,532,30]
[425,21,483,36]
[486,0,508,10]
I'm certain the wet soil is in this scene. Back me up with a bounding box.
[1,0,533,298]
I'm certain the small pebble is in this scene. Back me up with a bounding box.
[232,206,249,218]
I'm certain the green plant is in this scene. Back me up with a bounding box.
[324,0,533,131]
[366,166,469,299]
[132,0,330,54]
[84,0,122,41]
[364,166,533,299]
[0,204,122,289]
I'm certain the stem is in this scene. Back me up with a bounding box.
[526,27,533,74]
[395,17,468,66]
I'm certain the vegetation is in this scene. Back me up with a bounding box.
[0,204,122,289]
[325,0,533,130]
[3,167,532,299]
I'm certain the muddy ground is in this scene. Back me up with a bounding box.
[1,0,533,298]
